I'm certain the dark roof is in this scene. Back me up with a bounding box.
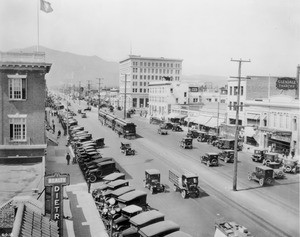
[164,231,193,237]
[145,169,160,175]
[139,220,180,237]
[103,172,125,182]
[117,190,147,202]
[110,186,135,197]
[130,210,165,227]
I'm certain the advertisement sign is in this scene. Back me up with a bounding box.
[276,77,298,90]
[189,87,199,92]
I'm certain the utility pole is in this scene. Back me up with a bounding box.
[230,58,250,191]
[87,80,92,106]
[78,81,81,105]
[122,74,129,120]
[96,78,103,119]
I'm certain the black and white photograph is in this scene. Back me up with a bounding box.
[0,0,299,236]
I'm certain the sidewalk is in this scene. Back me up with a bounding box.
[45,112,108,237]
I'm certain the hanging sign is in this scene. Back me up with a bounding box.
[276,77,298,90]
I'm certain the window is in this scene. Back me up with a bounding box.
[229,102,232,110]
[9,75,27,100]
[240,102,243,111]
[9,116,27,141]
[193,98,198,102]
[233,102,237,110]
[241,86,244,96]
[230,86,232,95]
[293,117,297,131]
[140,89,142,93]
[170,88,173,93]
[184,92,187,97]
[234,86,238,95]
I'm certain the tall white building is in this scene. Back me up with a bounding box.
[119,55,183,109]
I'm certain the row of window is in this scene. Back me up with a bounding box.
[132,88,149,93]
[149,96,166,103]
[229,86,244,96]
[132,82,149,86]
[132,61,181,68]
[229,101,244,111]
[132,75,181,81]
[132,68,181,74]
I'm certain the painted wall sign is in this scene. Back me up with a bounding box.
[276,77,298,90]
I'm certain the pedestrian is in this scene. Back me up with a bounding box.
[57,130,61,139]
[87,178,91,193]
[291,148,295,159]
[53,124,55,133]
[66,152,71,165]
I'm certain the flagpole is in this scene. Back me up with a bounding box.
[37,0,40,52]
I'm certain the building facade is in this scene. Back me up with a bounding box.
[0,52,51,156]
[119,55,183,110]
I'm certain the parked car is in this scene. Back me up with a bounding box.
[248,166,274,186]
[201,153,219,167]
[117,190,149,210]
[262,152,282,166]
[217,138,243,151]
[85,161,119,183]
[81,112,87,118]
[120,142,136,155]
[180,137,193,149]
[83,106,91,111]
[196,131,208,142]
[138,220,180,237]
[252,148,268,162]
[143,169,165,194]
[158,127,168,135]
[160,122,173,130]
[267,162,285,179]
[172,125,183,132]
[282,159,299,174]
[218,150,234,163]
[187,129,200,138]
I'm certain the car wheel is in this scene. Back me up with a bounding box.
[173,185,177,192]
[247,174,252,181]
[259,178,264,187]
[181,190,187,199]
[211,159,218,166]
[285,166,292,172]
[225,158,229,163]
[266,177,274,185]
[89,174,97,183]
[277,171,284,178]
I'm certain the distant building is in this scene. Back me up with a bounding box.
[0,52,51,156]
[119,55,183,110]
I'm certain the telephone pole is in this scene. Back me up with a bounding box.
[96,78,103,119]
[122,74,129,119]
[230,58,250,191]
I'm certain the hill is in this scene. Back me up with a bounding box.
[10,46,227,88]
[11,46,120,89]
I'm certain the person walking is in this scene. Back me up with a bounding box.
[53,124,55,133]
[57,130,61,139]
[66,153,71,165]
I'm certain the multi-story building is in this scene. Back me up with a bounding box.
[119,55,183,110]
[0,52,52,156]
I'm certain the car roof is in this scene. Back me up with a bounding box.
[103,172,125,181]
[205,152,219,155]
[183,172,198,178]
[110,186,135,197]
[256,165,273,171]
[145,169,160,175]
[220,138,235,141]
[164,231,193,237]
[265,152,278,156]
[107,179,128,188]
[222,150,234,152]
[138,220,180,237]
[96,160,115,166]
[122,204,143,214]
[130,210,165,226]
[117,190,147,202]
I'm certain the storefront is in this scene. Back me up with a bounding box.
[259,128,292,153]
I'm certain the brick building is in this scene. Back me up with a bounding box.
[0,52,51,156]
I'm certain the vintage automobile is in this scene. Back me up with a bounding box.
[252,148,268,162]
[282,159,299,174]
[248,166,274,186]
[143,169,165,194]
[77,109,82,114]
[266,162,285,179]
[157,127,168,135]
[138,220,180,237]
[180,137,193,149]
[83,106,91,111]
[81,112,87,118]
[95,138,105,148]
[200,153,219,167]
[196,131,208,142]
[262,152,282,166]
[171,125,183,132]
[211,136,225,146]
[120,142,136,156]
[218,150,234,163]
[186,129,200,139]
[217,138,243,151]
[160,122,174,130]
[206,134,218,144]
[112,205,143,233]
[117,190,149,210]
[120,210,165,237]
[85,160,119,183]
[149,117,164,125]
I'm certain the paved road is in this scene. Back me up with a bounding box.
[66,99,299,237]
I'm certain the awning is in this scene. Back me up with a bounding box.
[204,117,222,128]
[192,115,211,125]
[175,114,188,119]
[247,114,260,120]
[167,113,180,119]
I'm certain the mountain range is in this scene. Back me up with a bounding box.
[10,46,227,88]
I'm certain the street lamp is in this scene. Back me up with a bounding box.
[102,198,120,237]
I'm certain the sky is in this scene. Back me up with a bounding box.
[0,0,299,78]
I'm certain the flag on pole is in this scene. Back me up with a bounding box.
[40,0,53,13]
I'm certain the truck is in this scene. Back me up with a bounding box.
[168,169,200,199]
[214,220,254,237]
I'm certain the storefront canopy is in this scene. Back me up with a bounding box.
[204,117,220,128]
[167,113,187,119]
[191,115,211,125]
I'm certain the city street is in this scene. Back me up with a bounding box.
[67,99,299,237]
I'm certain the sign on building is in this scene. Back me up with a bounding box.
[276,77,298,90]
